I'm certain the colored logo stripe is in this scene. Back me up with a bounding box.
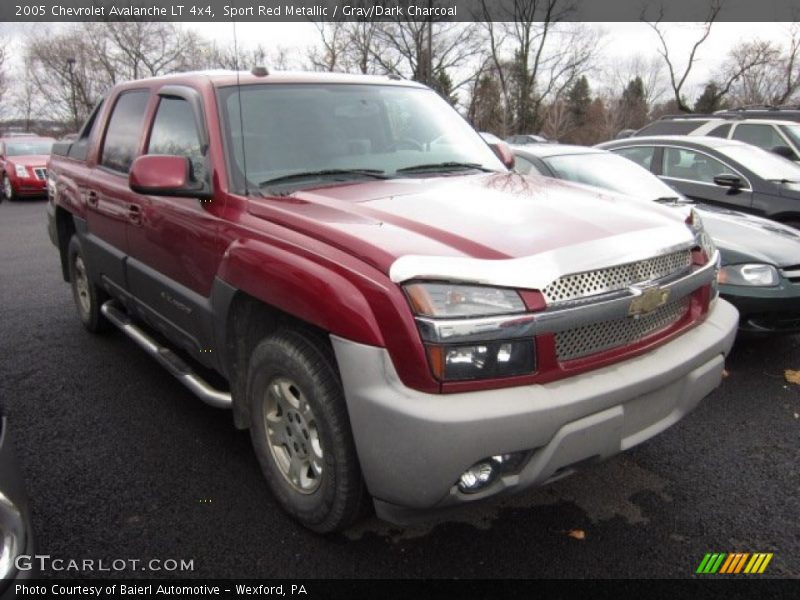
[697,552,773,574]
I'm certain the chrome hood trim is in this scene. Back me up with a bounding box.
[389,224,695,289]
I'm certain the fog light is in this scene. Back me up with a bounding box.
[457,461,496,493]
[456,452,529,494]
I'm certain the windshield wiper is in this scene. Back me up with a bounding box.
[396,161,496,174]
[259,169,389,187]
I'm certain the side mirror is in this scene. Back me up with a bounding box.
[488,141,515,170]
[770,145,797,160]
[129,155,207,198]
[713,173,744,189]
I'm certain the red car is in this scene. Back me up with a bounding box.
[0,136,54,200]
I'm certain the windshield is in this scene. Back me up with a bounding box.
[717,143,800,181]
[5,140,53,156]
[219,83,504,191]
[544,151,681,200]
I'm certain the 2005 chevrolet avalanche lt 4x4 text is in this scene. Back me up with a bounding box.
[46,70,738,532]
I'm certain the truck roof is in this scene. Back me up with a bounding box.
[113,69,427,91]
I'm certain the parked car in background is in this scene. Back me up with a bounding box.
[505,133,552,145]
[597,136,800,230]
[0,406,35,591]
[0,136,55,201]
[513,144,800,334]
[633,115,800,161]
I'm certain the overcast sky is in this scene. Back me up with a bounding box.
[2,20,797,102]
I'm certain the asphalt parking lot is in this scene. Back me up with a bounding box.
[1,198,798,579]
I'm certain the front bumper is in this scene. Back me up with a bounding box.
[721,280,800,333]
[9,176,47,197]
[332,299,738,523]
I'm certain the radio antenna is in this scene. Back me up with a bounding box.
[232,15,249,196]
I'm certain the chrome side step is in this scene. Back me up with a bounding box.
[100,301,232,409]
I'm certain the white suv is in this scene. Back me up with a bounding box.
[634,117,800,161]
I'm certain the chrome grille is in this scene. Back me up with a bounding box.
[543,250,692,304]
[555,297,691,361]
[34,167,47,181]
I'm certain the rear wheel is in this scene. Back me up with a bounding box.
[67,236,109,333]
[247,328,365,533]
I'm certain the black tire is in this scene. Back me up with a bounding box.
[247,328,366,533]
[2,175,15,202]
[67,235,109,333]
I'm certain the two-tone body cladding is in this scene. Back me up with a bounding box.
[48,70,738,531]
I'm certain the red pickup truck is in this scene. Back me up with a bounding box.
[47,70,738,532]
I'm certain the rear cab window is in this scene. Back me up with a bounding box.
[100,90,150,174]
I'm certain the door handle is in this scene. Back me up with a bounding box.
[128,204,143,226]
[87,190,99,207]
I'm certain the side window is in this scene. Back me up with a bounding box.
[707,123,732,138]
[147,97,206,183]
[100,90,149,173]
[662,148,729,184]
[732,124,784,150]
[68,100,104,161]
[614,146,656,171]
[514,155,541,175]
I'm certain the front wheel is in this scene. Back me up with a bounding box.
[67,236,109,333]
[247,328,365,533]
[3,176,15,202]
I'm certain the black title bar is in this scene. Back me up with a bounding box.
[2,0,800,22]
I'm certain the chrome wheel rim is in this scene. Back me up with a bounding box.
[73,255,91,316]
[264,377,323,494]
[3,178,11,198]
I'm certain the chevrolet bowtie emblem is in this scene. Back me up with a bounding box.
[628,285,670,316]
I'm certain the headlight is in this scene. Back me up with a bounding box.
[718,264,779,287]
[404,283,535,381]
[0,490,25,580]
[14,164,28,178]
[404,283,525,317]
[686,208,717,261]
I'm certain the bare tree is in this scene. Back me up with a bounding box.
[645,0,722,112]
[478,0,600,134]
[606,55,667,108]
[727,26,800,106]
[371,19,481,91]
[308,21,349,72]
[0,36,7,109]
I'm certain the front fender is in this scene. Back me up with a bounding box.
[217,239,385,347]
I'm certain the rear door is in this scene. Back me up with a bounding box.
[658,145,754,210]
[85,89,150,293]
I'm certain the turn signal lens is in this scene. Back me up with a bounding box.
[427,340,535,381]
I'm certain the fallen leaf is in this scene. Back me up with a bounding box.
[722,369,730,379]
[794,413,799,420]
[785,370,800,385]
[567,529,586,540]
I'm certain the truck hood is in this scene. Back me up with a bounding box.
[248,173,694,287]
[695,203,800,267]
